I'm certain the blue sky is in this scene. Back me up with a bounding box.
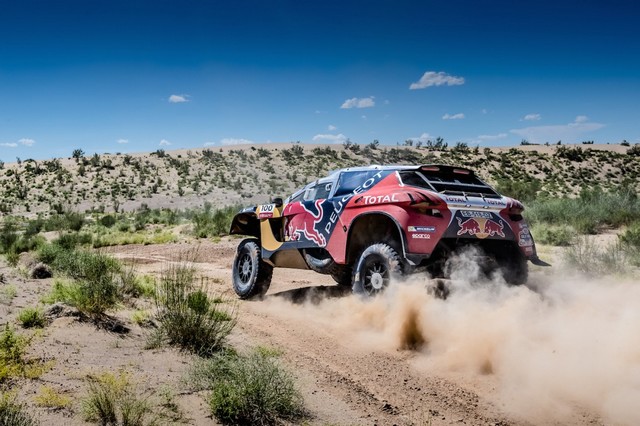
[1,0,639,160]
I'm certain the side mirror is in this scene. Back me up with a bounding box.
[272,197,283,207]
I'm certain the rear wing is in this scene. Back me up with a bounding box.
[400,165,500,197]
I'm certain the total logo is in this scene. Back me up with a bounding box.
[456,217,505,239]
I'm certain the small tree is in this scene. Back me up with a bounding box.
[72,149,85,162]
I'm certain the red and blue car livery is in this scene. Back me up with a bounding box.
[230,164,546,299]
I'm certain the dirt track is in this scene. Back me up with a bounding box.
[8,239,638,425]
[109,239,618,426]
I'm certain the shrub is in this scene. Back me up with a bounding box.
[0,325,46,382]
[0,393,38,426]
[154,262,236,357]
[191,203,238,238]
[619,222,640,266]
[81,371,151,426]
[188,349,305,425]
[0,285,17,305]
[99,215,117,228]
[33,385,72,409]
[530,224,575,246]
[37,245,123,316]
[564,237,629,275]
[17,306,46,328]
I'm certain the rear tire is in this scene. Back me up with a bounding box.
[352,243,401,296]
[232,239,273,299]
[495,250,528,285]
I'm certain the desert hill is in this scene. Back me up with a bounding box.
[1,142,639,217]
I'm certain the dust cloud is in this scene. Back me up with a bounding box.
[261,250,640,425]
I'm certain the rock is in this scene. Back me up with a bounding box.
[44,302,82,320]
[29,263,52,279]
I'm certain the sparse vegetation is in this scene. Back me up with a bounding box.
[33,385,72,409]
[187,348,305,425]
[153,261,236,356]
[17,306,46,329]
[0,392,38,426]
[81,371,151,426]
[0,325,47,383]
[564,237,629,275]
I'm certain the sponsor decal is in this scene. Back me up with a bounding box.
[290,170,391,247]
[524,246,534,255]
[456,217,505,239]
[411,233,431,239]
[408,226,436,233]
[446,196,466,203]
[460,210,492,219]
[291,199,327,246]
[518,231,533,246]
[486,199,506,206]
[361,193,400,205]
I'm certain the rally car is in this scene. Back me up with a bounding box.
[229,164,547,299]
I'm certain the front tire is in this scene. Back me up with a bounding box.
[232,239,273,299]
[352,243,401,296]
[330,264,352,287]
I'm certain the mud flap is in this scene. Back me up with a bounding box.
[530,256,551,267]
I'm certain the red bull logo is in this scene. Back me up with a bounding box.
[292,199,327,247]
[457,217,505,239]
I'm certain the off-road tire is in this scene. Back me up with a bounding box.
[352,243,401,296]
[496,250,528,285]
[329,264,353,287]
[232,239,273,299]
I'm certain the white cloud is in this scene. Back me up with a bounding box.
[478,133,508,141]
[159,139,172,146]
[328,124,337,131]
[220,138,253,146]
[410,71,465,90]
[168,94,190,103]
[312,133,348,144]
[19,138,35,146]
[408,133,433,143]
[0,142,17,147]
[340,96,375,109]
[523,113,541,121]
[442,113,465,120]
[117,139,129,144]
[361,115,367,120]
[203,142,216,147]
[510,116,604,144]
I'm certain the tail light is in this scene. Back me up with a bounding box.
[408,191,445,217]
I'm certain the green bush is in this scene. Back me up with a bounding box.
[99,215,117,228]
[37,244,123,316]
[82,371,151,426]
[530,224,575,246]
[43,212,85,232]
[154,262,236,357]
[53,232,93,250]
[17,306,46,329]
[191,203,238,238]
[188,349,305,425]
[0,325,45,383]
[0,393,38,426]
[619,222,640,266]
[526,188,640,231]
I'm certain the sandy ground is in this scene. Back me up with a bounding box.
[3,238,639,425]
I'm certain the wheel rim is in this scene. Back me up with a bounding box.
[237,252,253,285]
[364,260,388,294]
